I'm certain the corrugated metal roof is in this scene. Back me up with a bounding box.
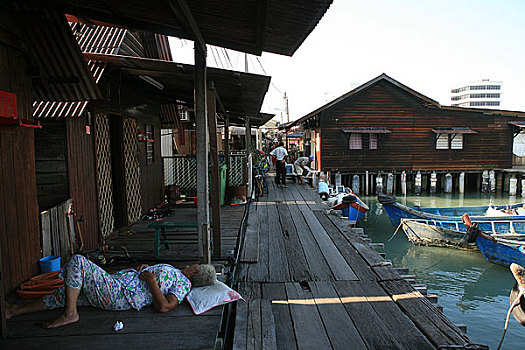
[340,128,392,134]
[432,128,477,134]
[28,0,333,56]
[34,21,127,118]
[84,53,270,123]
[14,8,101,102]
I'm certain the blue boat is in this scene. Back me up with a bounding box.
[327,192,369,224]
[378,194,525,227]
[476,230,525,266]
[341,194,369,224]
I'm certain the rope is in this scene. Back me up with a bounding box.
[496,287,524,350]
[387,219,405,242]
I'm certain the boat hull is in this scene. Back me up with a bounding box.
[476,232,525,267]
[342,200,369,223]
[401,220,478,250]
[379,198,525,234]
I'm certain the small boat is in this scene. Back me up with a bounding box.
[475,230,525,267]
[400,219,478,250]
[326,192,369,224]
[378,194,525,226]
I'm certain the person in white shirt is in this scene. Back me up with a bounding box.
[270,141,288,187]
[294,155,314,185]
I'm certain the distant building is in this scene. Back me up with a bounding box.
[450,79,502,108]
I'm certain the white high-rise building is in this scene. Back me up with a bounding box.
[450,79,502,108]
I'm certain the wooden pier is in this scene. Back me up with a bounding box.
[233,181,479,349]
[1,204,246,350]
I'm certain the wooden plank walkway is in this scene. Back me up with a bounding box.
[2,204,246,349]
[233,180,477,350]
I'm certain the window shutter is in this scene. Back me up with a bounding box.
[436,134,449,149]
[349,133,362,149]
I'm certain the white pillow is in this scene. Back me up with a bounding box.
[186,280,244,315]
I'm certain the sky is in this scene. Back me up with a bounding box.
[169,0,525,122]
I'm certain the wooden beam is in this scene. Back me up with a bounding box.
[194,42,210,263]
[224,115,231,204]
[245,117,252,196]
[0,224,6,338]
[168,0,206,52]
[207,82,221,258]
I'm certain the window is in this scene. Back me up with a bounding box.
[349,133,362,149]
[369,133,378,150]
[450,134,463,149]
[436,134,449,149]
[146,124,154,164]
[436,133,463,150]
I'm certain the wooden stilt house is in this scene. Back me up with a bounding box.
[288,74,525,176]
[0,6,101,335]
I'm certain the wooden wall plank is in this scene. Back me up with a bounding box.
[315,80,515,172]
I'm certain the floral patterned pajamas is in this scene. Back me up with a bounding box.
[43,255,192,311]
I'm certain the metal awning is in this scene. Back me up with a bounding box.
[12,8,101,102]
[25,0,333,57]
[340,127,392,134]
[509,121,525,128]
[85,53,271,124]
[432,128,477,134]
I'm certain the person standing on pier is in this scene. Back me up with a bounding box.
[270,141,288,187]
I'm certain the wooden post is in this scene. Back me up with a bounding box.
[245,117,252,197]
[195,43,211,263]
[207,82,221,258]
[224,115,231,203]
[0,228,6,337]
[365,170,369,195]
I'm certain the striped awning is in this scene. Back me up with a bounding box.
[340,127,392,134]
[432,128,477,134]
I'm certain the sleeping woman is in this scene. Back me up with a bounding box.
[6,254,217,328]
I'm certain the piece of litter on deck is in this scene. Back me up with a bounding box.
[113,321,124,332]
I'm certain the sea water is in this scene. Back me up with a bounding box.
[359,192,525,349]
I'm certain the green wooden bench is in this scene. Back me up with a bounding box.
[148,221,198,259]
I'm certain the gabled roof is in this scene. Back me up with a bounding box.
[288,73,525,128]
[24,0,333,56]
[288,73,440,128]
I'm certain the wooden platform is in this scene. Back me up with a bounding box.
[233,180,479,349]
[2,204,246,349]
[2,303,222,350]
[108,204,245,263]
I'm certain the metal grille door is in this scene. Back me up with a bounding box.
[94,113,115,238]
[123,118,142,224]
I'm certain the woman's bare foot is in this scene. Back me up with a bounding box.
[5,303,13,320]
[43,311,79,328]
